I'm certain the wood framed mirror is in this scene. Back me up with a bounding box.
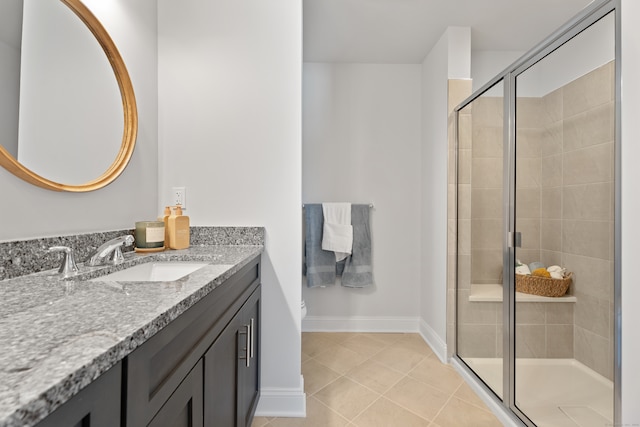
[0,0,137,192]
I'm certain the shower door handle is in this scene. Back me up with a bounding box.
[508,232,522,248]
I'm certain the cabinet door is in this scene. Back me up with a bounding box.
[203,310,242,426]
[238,288,260,427]
[35,362,121,427]
[204,287,260,427]
[148,360,203,427]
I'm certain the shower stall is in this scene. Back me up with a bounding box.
[453,1,619,426]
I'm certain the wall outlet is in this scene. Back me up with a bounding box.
[172,186,186,209]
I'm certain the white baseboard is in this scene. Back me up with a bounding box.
[254,375,306,418]
[418,319,447,364]
[302,315,420,332]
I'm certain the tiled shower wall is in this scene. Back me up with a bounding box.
[456,93,575,360]
[450,62,614,380]
[457,94,505,358]
[515,96,576,361]
[538,61,615,379]
[470,96,504,285]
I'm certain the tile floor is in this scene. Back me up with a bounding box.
[251,332,503,426]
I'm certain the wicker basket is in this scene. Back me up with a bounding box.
[515,272,572,297]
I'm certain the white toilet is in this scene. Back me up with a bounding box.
[301,299,307,320]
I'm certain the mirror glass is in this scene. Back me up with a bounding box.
[0,0,134,190]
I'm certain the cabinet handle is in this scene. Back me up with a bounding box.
[239,326,250,368]
[250,318,255,359]
[244,324,251,368]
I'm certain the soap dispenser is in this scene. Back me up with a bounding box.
[168,206,190,249]
[159,206,171,249]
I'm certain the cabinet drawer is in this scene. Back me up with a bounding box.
[126,257,260,427]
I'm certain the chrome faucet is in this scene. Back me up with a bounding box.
[49,246,79,278]
[89,235,135,266]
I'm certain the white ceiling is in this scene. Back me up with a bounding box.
[303,0,594,63]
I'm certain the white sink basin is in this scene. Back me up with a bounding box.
[91,262,213,282]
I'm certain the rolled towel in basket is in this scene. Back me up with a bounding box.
[516,264,531,275]
[547,265,565,280]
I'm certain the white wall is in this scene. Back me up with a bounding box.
[420,27,470,361]
[302,63,422,330]
[517,12,615,97]
[620,1,640,423]
[471,50,523,93]
[471,13,614,99]
[0,0,158,242]
[157,0,304,416]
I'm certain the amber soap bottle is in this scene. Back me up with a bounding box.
[168,206,190,249]
[159,206,172,248]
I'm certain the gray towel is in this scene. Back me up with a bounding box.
[342,204,373,288]
[304,204,338,287]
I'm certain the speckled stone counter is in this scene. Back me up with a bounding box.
[0,237,263,427]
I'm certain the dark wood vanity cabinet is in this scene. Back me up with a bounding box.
[204,287,260,427]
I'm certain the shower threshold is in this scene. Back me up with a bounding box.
[464,357,613,427]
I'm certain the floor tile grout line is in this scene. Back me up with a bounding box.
[349,391,437,426]
[404,361,470,397]
[304,334,423,424]
[345,359,415,401]
[380,372,454,423]
[304,333,438,392]
[449,380,503,415]
[307,394,353,425]
[366,394,435,425]
[311,366,385,420]
[427,384,458,425]
[305,340,407,383]
[310,376,341,398]
[307,342,383,374]
[296,333,500,426]
[460,394,504,416]
[429,381,500,425]
[343,394,384,425]
[314,368,438,425]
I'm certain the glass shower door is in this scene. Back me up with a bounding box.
[456,80,505,399]
[513,11,615,426]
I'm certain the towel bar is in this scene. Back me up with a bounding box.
[302,203,374,208]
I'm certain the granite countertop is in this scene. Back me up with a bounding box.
[0,244,262,427]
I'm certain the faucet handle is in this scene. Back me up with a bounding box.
[49,246,79,278]
[111,246,125,265]
[109,235,134,265]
